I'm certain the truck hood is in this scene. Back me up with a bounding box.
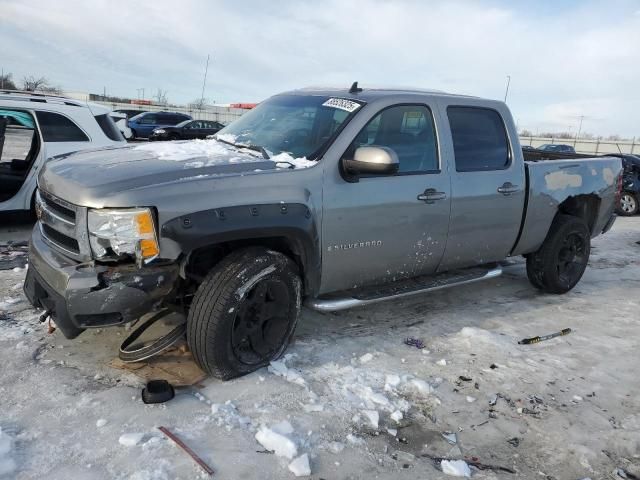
[39,139,285,197]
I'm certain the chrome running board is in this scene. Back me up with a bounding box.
[306,265,503,312]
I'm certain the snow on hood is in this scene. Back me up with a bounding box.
[132,138,316,170]
[133,138,262,164]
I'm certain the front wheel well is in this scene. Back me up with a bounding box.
[184,237,307,290]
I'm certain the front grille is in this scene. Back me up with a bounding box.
[36,189,90,261]
[41,224,79,253]
[41,193,75,222]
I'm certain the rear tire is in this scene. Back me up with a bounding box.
[617,192,638,216]
[187,247,302,380]
[526,214,591,294]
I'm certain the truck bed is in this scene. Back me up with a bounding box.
[513,156,622,255]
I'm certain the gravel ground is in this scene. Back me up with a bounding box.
[0,217,638,479]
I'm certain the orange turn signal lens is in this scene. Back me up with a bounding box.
[139,239,160,258]
[136,212,154,235]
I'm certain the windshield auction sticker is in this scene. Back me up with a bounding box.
[322,98,362,113]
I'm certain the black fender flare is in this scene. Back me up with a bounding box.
[160,203,321,296]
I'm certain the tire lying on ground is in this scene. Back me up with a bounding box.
[526,214,591,294]
[187,247,302,380]
[527,215,591,293]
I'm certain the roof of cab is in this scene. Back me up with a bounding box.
[282,85,481,102]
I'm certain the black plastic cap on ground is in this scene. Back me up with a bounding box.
[142,380,175,404]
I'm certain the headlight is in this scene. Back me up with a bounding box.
[88,208,160,263]
[154,129,166,134]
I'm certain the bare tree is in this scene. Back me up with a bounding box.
[0,72,17,90]
[153,89,168,105]
[190,97,209,110]
[22,75,50,92]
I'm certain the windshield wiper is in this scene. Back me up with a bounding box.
[215,137,270,160]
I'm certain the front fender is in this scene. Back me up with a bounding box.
[160,203,321,295]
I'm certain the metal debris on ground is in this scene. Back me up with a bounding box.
[518,328,571,345]
[0,241,29,271]
[158,426,214,476]
[403,337,426,349]
[507,437,520,447]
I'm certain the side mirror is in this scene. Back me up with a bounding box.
[342,146,399,176]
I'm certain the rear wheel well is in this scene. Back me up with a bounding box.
[556,194,600,234]
[184,237,306,291]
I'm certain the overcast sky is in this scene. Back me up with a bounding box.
[1,0,639,137]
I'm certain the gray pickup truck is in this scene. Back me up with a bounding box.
[24,85,622,379]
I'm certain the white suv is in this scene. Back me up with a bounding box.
[0,90,126,213]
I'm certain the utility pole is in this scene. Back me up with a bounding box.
[576,115,584,140]
[504,75,511,103]
[1,68,3,89]
[200,54,210,110]
[137,88,145,100]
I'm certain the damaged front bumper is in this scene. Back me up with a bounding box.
[23,226,179,339]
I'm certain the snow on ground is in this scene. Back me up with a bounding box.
[0,217,639,479]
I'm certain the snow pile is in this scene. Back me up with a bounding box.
[441,459,471,477]
[268,356,306,387]
[255,421,298,459]
[409,378,434,396]
[0,427,16,477]
[272,152,315,169]
[359,352,374,364]
[361,410,379,429]
[119,432,145,447]
[288,453,311,477]
[134,138,261,163]
[210,400,252,429]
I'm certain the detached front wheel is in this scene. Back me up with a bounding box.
[187,248,302,379]
[526,214,591,294]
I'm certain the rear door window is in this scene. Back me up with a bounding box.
[35,111,89,142]
[447,107,510,172]
[139,114,157,125]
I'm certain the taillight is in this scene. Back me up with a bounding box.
[615,172,623,203]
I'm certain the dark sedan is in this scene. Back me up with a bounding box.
[538,143,576,154]
[149,120,224,141]
[605,153,640,215]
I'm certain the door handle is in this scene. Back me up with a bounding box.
[497,182,520,195]
[417,188,447,204]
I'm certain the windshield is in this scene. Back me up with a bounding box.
[176,119,192,127]
[216,95,363,159]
